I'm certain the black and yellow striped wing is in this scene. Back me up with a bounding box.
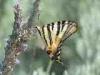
[36,20,78,62]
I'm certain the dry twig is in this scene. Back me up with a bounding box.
[1,0,40,75]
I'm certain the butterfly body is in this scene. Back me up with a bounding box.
[36,20,78,62]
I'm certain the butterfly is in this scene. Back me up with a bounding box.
[35,20,78,63]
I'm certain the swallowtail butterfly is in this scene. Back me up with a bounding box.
[36,20,78,63]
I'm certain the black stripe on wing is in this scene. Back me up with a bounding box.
[42,26,48,46]
[61,20,66,31]
[36,27,42,37]
[56,21,61,36]
[47,24,52,45]
[51,22,54,30]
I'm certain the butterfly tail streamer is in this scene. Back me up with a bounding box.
[56,59,69,70]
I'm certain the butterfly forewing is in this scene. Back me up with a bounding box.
[62,21,78,42]
[36,20,78,62]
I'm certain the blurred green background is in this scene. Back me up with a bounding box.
[0,0,100,75]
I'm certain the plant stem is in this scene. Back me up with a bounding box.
[46,60,54,75]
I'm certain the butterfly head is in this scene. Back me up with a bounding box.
[46,49,55,60]
[46,47,61,62]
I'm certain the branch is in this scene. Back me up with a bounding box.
[1,2,22,75]
[1,0,40,75]
[27,0,40,28]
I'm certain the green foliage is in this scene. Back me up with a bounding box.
[0,0,100,75]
